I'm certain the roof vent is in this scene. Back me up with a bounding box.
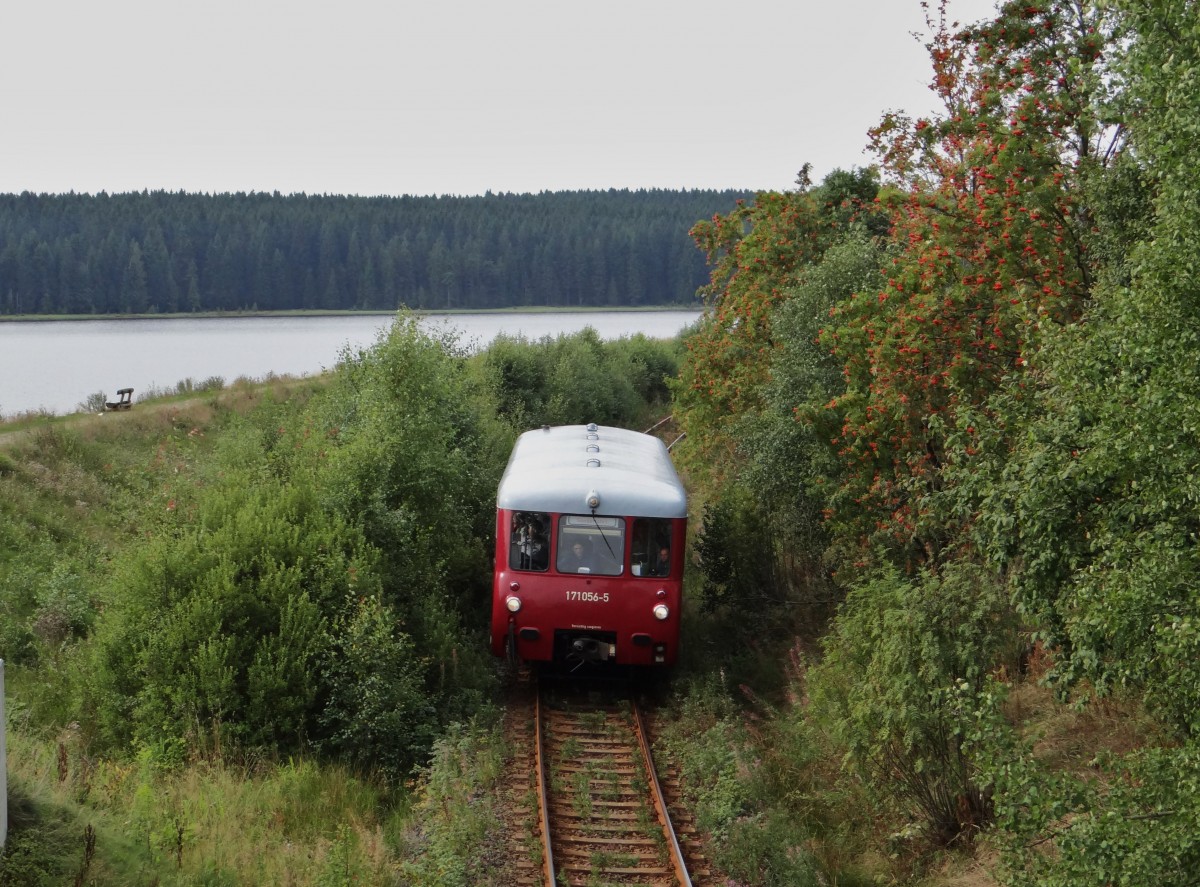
[586,458,601,468]
[586,423,598,432]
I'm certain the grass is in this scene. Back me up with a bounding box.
[0,372,324,438]
[1,730,407,886]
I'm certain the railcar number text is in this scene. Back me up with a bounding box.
[565,591,610,603]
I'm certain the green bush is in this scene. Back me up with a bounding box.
[317,594,434,779]
[82,317,504,773]
[979,737,1200,887]
[657,675,827,884]
[398,720,506,887]
[86,475,381,757]
[31,563,95,650]
[311,318,504,611]
[693,490,777,619]
[77,391,108,413]
[810,562,1020,845]
[473,327,679,431]
[593,331,681,417]
[475,333,551,426]
[655,677,754,840]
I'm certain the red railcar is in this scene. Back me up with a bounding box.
[490,423,687,668]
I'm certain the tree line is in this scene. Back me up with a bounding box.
[0,188,750,316]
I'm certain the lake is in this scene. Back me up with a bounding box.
[0,311,702,418]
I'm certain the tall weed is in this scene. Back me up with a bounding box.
[398,719,506,886]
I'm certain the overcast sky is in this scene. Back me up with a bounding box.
[2,0,997,198]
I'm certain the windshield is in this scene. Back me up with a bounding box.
[556,515,625,575]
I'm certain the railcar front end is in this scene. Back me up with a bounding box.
[490,424,687,669]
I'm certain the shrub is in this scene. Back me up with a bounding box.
[84,317,502,773]
[86,475,382,758]
[31,564,94,649]
[472,327,678,431]
[810,562,1020,845]
[475,333,550,426]
[693,491,777,619]
[657,674,826,885]
[979,738,1200,887]
[77,391,108,413]
[720,812,822,887]
[656,676,753,840]
[317,594,434,780]
[398,720,506,886]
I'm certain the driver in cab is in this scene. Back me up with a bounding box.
[559,538,593,573]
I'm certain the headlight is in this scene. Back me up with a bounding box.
[653,603,669,621]
[505,595,522,613]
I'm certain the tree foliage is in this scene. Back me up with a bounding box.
[820,0,1117,573]
[676,4,1200,874]
[673,169,885,469]
[674,170,887,654]
[475,327,680,430]
[994,0,1200,738]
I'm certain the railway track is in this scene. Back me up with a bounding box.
[506,675,700,886]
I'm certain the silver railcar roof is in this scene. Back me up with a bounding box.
[497,424,687,518]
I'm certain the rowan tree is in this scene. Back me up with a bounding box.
[817,0,1119,572]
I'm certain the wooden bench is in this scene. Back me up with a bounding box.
[104,388,134,411]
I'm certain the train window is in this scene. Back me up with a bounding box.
[556,515,625,575]
[631,518,672,577]
[510,511,550,572]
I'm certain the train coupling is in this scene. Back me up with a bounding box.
[571,636,616,662]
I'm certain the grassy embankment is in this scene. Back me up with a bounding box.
[0,376,238,439]
[0,375,447,885]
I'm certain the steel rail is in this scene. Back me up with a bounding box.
[632,699,694,887]
[643,414,675,434]
[533,685,557,887]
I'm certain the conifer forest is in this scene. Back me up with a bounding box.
[0,188,750,315]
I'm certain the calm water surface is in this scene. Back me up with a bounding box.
[0,311,701,417]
